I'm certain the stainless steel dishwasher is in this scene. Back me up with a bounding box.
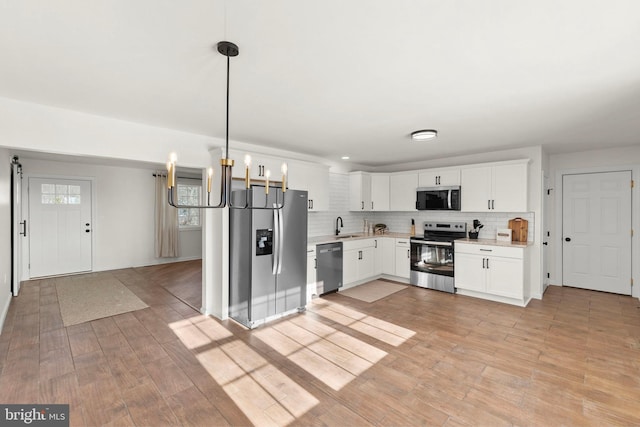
[316,242,343,295]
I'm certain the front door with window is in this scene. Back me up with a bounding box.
[28,177,92,278]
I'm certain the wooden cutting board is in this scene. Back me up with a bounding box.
[508,217,528,242]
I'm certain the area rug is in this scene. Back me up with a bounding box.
[56,274,148,326]
[339,280,407,303]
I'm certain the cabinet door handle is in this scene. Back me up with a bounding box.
[310,199,314,209]
[374,240,377,249]
[486,258,489,269]
[488,200,491,210]
[358,250,362,260]
[491,200,495,210]
[371,201,374,210]
[482,258,486,269]
[314,258,317,269]
[479,248,492,252]
[407,249,410,258]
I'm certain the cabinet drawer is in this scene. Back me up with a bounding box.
[395,238,410,247]
[455,243,523,259]
[342,238,376,251]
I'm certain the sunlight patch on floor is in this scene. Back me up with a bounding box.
[196,340,319,426]
[169,315,232,349]
[253,314,389,391]
[309,299,416,346]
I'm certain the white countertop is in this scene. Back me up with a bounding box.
[308,232,411,246]
[455,238,533,248]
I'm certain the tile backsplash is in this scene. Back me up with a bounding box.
[308,172,535,241]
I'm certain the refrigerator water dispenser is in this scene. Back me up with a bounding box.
[255,228,273,256]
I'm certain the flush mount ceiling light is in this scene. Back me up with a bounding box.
[341,156,350,160]
[165,41,286,210]
[411,129,438,141]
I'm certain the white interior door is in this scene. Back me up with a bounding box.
[562,171,632,295]
[542,173,550,292]
[11,161,23,295]
[29,177,93,278]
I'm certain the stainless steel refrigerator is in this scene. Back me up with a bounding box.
[229,188,308,328]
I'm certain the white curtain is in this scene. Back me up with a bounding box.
[155,173,179,258]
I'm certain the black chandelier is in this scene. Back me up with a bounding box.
[166,41,286,210]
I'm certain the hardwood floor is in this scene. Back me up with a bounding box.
[1,262,639,426]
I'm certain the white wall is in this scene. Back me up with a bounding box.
[0,96,215,168]
[549,146,640,298]
[20,158,201,275]
[0,148,12,334]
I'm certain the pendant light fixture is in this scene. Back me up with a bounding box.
[166,41,286,210]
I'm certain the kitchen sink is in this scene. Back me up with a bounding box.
[336,234,359,239]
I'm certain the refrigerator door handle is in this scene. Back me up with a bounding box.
[277,205,284,274]
[272,208,279,275]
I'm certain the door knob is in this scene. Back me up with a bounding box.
[565,237,571,242]
[543,242,548,246]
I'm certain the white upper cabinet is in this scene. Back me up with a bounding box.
[228,149,330,211]
[389,172,418,211]
[290,162,330,211]
[227,150,283,181]
[461,160,528,212]
[349,172,372,211]
[370,174,390,211]
[418,168,460,187]
[491,163,528,212]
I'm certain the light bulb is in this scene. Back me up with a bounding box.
[281,162,288,175]
[244,154,252,167]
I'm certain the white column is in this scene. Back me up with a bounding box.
[201,148,229,319]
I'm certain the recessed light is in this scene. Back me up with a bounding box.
[411,129,438,141]
[341,156,350,160]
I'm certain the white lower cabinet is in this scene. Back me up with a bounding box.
[306,246,317,302]
[342,239,376,287]
[373,238,383,276]
[455,242,528,305]
[394,239,410,279]
[381,237,395,275]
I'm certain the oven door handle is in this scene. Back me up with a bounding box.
[415,240,454,247]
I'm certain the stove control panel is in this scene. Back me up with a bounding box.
[423,222,467,232]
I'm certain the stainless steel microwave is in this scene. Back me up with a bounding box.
[416,186,461,210]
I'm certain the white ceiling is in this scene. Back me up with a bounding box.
[2,1,640,167]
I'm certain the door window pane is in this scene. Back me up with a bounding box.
[41,183,82,204]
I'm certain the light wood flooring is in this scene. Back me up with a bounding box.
[1,262,640,426]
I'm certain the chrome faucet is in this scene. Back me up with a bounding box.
[335,216,344,236]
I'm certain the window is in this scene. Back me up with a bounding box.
[41,184,81,204]
[177,183,202,227]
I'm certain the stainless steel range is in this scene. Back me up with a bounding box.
[409,221,467,293]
